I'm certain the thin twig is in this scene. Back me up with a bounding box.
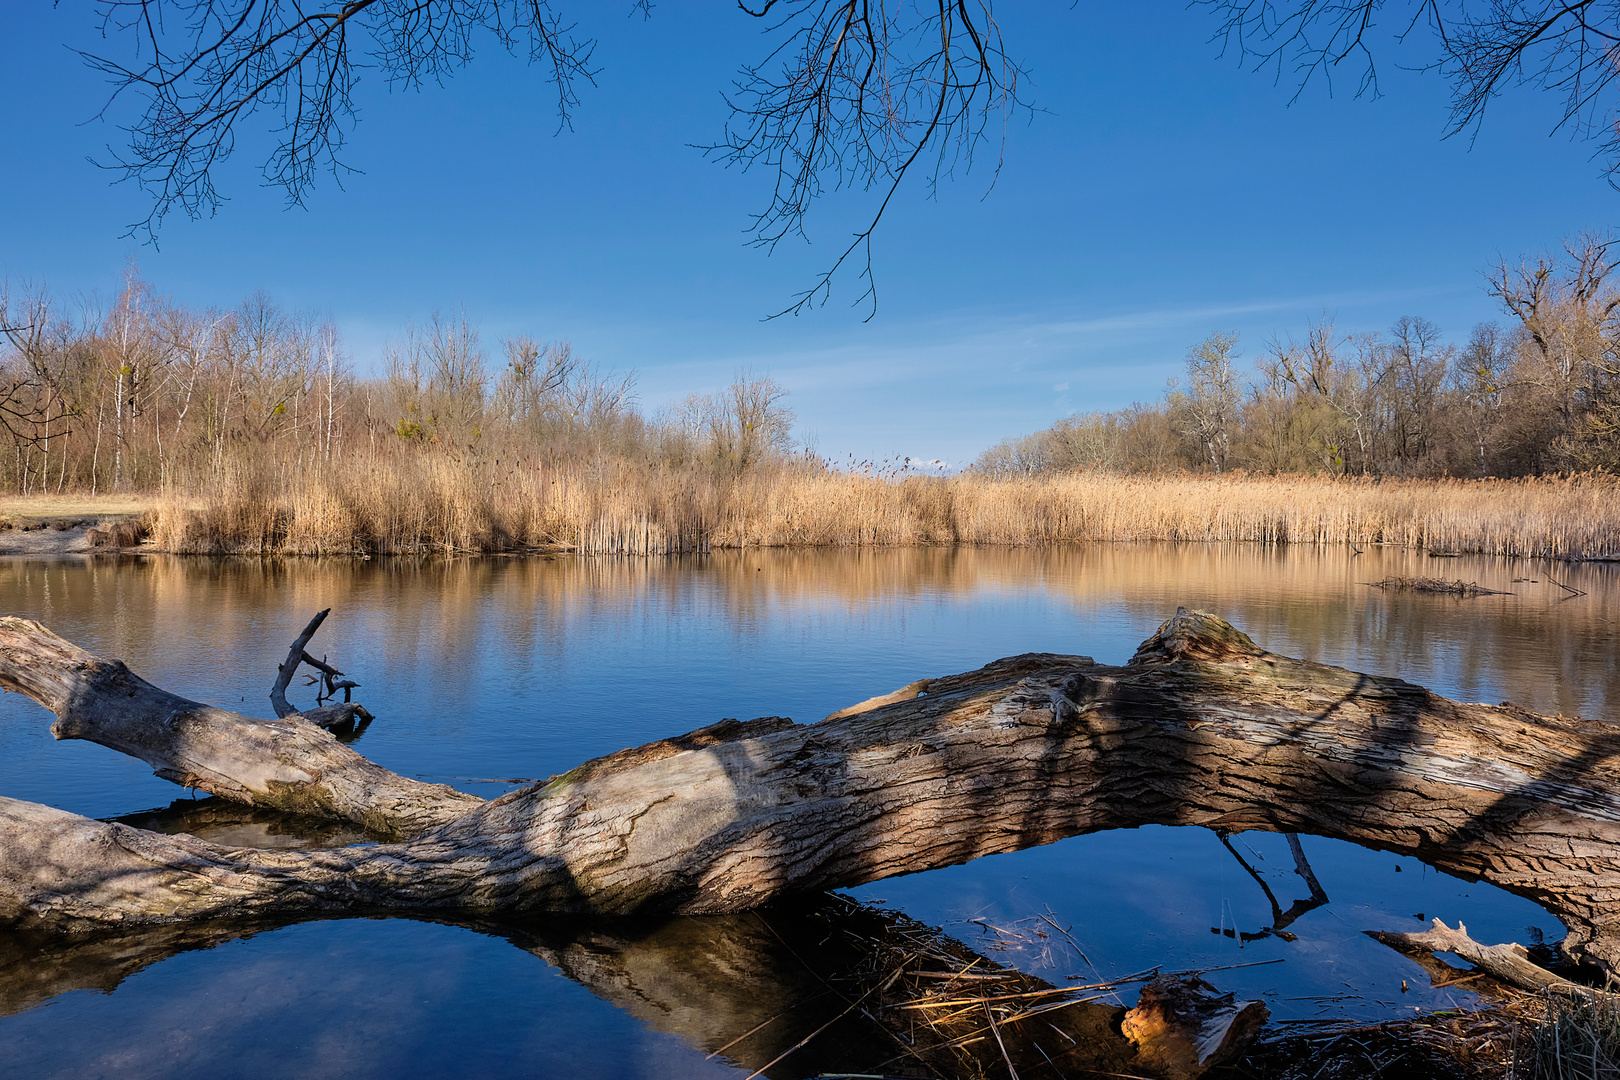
[984,1001,1020,1080]
[742,961,909,1080]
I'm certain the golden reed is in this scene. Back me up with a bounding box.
[150,455,1620,560]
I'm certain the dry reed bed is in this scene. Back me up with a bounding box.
[149,457,1620,560]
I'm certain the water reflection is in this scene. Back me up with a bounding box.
[110,797,376,850]
[0,545,1612,1076]
[3,545,1613,725]
[0,895,1142,1080]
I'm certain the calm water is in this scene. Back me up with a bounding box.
[1,545,1616,1078]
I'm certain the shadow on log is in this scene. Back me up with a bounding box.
[4,605,1620,988]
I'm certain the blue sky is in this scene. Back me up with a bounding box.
[1,3,1615,466]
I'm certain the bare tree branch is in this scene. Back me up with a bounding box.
[76,2,1620,318]
[707,0,1031,318]
[84,0,600,240]
[1199,1,1620,183]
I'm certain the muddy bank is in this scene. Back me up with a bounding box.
[0,513,149,557]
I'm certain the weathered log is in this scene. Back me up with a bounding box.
[6,606,1620,985]
[1367,919,1591,996]
[0,616,480,837]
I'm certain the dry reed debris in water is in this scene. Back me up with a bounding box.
[1368,576,1511,597]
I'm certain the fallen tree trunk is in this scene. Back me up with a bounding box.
[0,616,480,838]
[5,607,1620,979]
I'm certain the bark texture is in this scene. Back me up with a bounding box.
[0,616,480,838]
[4,607,1620,980]
[1368,919,1589,995]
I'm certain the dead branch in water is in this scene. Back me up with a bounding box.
[1367,920,1591,998]
[1367,576,1510,596]
[267,607,372,730]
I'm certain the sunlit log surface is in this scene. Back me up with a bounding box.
[4,607,1620,980]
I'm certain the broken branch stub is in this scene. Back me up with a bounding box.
[1367,919,1591,997]
[269,608,329,719]
[0,616,479,839]
[268,609,367,725]
[4,607,1620,988]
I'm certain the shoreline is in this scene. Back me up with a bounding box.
[12,534,1620,564]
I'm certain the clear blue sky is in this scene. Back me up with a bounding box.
[1,3,1614,466]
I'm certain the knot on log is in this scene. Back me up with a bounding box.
[1131,608,1265,666]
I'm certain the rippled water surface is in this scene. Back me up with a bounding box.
[1,545,1615,1078]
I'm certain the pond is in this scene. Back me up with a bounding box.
[1,545,1616,1078]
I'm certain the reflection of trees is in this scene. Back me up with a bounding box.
[4,545,1609,716]
[1213,832,1329,944]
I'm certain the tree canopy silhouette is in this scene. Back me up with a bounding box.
[79,1,1620,314]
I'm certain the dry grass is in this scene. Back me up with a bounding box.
[133,455,1620,559]
[0,494,155,519]
[1512,989,1620,1080]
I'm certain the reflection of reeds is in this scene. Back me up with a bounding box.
[1251,1006,1528,1078]
[793,896,1146,1078]
[149,457,1620,560]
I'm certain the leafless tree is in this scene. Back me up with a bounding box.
[1168,330,1243,472]
[0,288,85,488]
[85,0,599,238]
[79,2,1028,316]
[75,3,1620,313]
[1202,1,1620,180]
[678,372,795,473]
[385,310,487,447]
[1452,320,1514,473]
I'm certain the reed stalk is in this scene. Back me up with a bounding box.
[146,453,1620,560]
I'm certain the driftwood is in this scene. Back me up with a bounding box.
[5,606,1620,991]
[1368,919,1591,996]
[1367,576,1509,596]
[267,607,372,730]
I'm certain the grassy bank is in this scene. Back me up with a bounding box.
[130,461,1620,559]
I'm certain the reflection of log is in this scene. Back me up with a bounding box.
[111,796,373,851]
[0,895,1255,1079]
[6,607,1620,982]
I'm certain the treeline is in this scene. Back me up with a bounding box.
[977,235,1620,479]
[3,240,1619,559]
[0,274,799,496]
